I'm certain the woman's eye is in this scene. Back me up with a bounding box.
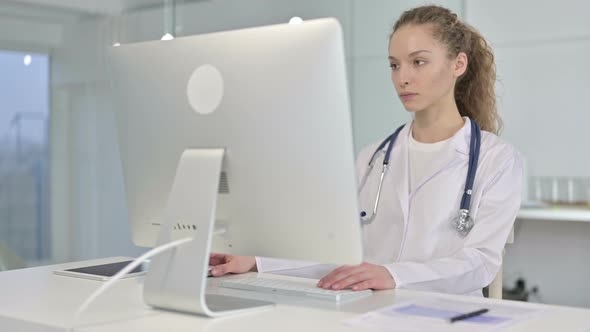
[415,60,426,66]
[389,63,399,70]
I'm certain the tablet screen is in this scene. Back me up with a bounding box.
[64,260,143,277]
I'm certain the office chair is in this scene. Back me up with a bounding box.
[487,226,515,299]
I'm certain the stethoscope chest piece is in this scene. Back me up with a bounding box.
[452,209,474,237]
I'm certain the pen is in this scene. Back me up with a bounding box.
[449,308,489,323]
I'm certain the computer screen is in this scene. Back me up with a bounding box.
[109,18,363,267]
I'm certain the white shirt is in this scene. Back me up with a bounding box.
[408,131,453,194]
[256,118,523,296]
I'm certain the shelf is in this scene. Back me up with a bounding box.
[517,207,590,222]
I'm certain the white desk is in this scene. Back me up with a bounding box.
[1,257,590,332]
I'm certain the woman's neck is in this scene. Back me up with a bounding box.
[412,103,464,143]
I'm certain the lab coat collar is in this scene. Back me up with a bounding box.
[450,117,473,156]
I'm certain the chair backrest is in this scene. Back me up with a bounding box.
[487,226,515,299]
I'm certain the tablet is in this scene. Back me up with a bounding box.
[53,260,146,281]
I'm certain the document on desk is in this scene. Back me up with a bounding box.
[345,297,542,332]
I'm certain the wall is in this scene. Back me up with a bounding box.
[465,0,590,307]
[465,0,590,178]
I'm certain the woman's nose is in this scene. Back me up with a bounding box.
[397,68,411,87]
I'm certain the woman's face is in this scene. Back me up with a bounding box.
[388,24,466,113]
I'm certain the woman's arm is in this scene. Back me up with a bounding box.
[319,149,523,294]
[386,150,523,293]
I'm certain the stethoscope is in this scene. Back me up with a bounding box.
[358,119,481,237]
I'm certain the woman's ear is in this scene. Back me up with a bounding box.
[454,52,468,77]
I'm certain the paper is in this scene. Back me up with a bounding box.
[266,264,338,279]
[345,297,541,332]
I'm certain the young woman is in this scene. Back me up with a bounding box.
[209,5,523,297]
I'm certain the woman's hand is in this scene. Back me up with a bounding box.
[317,262,396,291]
[208,253,257,277]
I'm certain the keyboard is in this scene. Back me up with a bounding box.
[218,277,372,302]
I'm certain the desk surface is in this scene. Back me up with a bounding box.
[1,257,590,332]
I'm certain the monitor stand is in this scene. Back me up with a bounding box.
[143,149,274,317]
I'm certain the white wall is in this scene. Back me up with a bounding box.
[466,0,590,307]
[0,18,62,48]
[466,0,590,177]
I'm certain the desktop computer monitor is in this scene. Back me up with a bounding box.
[108,18,363,315]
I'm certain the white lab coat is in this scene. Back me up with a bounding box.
[256,118,523,296]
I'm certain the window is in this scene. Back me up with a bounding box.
[0,50,50,267]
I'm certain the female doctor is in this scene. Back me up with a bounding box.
[209,5,523,296]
